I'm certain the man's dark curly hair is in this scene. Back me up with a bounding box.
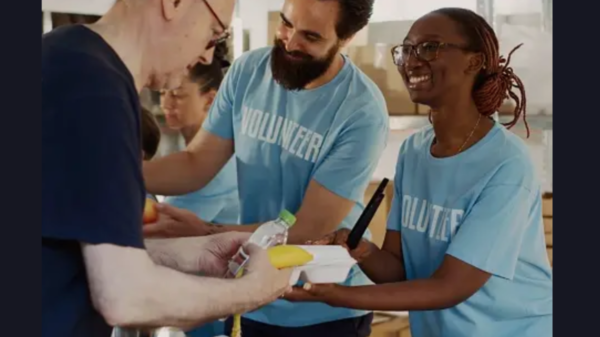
[329,0,374,40]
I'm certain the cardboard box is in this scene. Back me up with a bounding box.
[345,45,417,115]
[545,233,553,247]
[542,198,552,217]
[543,217,552,233]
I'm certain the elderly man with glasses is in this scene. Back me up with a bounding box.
[42,1,292,337]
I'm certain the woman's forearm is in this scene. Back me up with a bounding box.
[358,245,406,283]
[323,280,461,311]
[143,131,234,196]
[143,152,209,196]
[207,223,259,235]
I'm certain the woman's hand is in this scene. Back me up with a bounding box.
[283,283,339,304]
[143,203,217,238]
[306,228,376,263]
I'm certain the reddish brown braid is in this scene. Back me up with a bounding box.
[433,8,530,137]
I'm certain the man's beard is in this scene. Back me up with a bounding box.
[270,38,339,91]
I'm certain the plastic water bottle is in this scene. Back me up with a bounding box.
[228,210,296,276]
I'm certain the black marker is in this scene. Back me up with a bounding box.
[346,178,389,250]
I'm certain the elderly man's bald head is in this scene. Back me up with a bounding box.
[97,0,235,90]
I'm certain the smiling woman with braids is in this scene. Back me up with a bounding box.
[285,8,552,337]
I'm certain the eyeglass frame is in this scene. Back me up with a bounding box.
[390,41,469,66]
[202,0,231,50]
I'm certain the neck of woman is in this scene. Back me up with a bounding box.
[430,98,492,157]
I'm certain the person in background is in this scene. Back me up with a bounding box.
[142,0,388,336]
[285,7,553,337]
[147,41,240,235]
[42,0,292,336]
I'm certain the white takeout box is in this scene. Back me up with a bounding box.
[286,245,357,285]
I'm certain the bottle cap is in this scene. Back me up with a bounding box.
[279,210,296,227]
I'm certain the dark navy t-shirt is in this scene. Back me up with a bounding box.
[42,25,146,337]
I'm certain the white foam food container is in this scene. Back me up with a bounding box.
[286,245,357,285]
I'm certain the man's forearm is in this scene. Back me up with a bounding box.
[208,180,351,244]
[84,244,268,331]
[322,280,463,311]
[207,223,259,235]
[207,222,334,245]
[113,264,263,330]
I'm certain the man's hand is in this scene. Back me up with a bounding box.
[83,241,294,329]
[145,232,250,276]
[143,203,217,238]
[307,228,376,263]
[241,243,294,306]
[196,232,251,277]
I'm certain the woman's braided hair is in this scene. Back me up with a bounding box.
[433,7,529,137]
[188,41,230,94]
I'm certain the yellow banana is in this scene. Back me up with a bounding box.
[267,245,314,268]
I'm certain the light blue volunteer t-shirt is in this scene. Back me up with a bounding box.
[203,47,389,327]
[163,158,240,224]
[387,122,553,337]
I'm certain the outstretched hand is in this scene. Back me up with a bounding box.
[283,283,338,304]
[143,203,216,238]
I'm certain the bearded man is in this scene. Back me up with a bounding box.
[143,0,388,336]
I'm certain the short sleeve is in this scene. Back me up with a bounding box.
[202,57,241,140]
[42,93,145,248]
[446,183,533,280]
[312,114,388,203]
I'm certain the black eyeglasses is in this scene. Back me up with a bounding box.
[391,41,468,65]
[202,0,231,50]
